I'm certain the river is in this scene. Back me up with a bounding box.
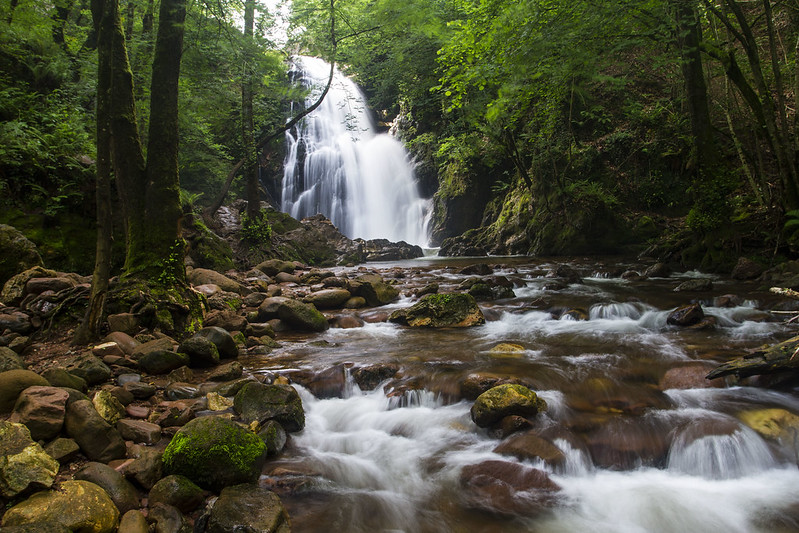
[240,256,799,533]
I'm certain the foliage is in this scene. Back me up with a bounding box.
[241,211,274,244]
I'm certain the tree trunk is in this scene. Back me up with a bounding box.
[75,0,115,344]
[242,0,259,221]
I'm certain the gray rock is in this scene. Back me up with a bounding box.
[148,474,204,513]
[196,326,238,359]
[0,310,33,334]
[178,336,220,368]
[124,380,157,399]
[75,462,140,514]
[66,353,112,385]
[121,447,163,490]
[258,420,287,457]
[43,437,80,463]
[233,382,305,431]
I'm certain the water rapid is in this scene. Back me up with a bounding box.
[251,258,799,532]
[281,56,431,247]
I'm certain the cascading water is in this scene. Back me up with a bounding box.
[281,56,431,247]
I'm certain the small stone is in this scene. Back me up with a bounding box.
[207,392,234,411]
[92,389,126,425]
[117,419,163,445]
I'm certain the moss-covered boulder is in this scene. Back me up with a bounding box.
[0,266,56,306]
[256,258,296,277]
[148,474,205,513]
[1,480,119,533]
[0,421,59,498]
[162,416,267,493]
[304,288,352,309]
[233,382,305,431]
[278,299,329,332]
[0,346,26,372]
[0,224,43,289]
[178,335,220,368]
[470,384,547,428]
[351,274,399,306]
[196,326,238,359]
[389,293,484,328]
[183,214,235,272]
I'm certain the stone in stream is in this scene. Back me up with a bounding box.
[492,430,566,467]
[673,278,713,292]
[470,384,547,428]
[162,416,267,492]
[204,483,291,533]
[666,303,705,327]
[1,480,119,533]
[351,274,399,306]
[233,382,305,431]
[304,288,352,309]
[459,460,561,517]
[389,293,484,328]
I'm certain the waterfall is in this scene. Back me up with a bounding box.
[281,56,431,247]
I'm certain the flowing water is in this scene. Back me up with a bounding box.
[281,56,431,247]
[241,257,799,532]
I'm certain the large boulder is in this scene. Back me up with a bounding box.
[162,416,267,492]
[0,310,34,335]
[74,462,140,514]
[0,346,26,371]
[258,297,328,332]
[9,386,69,441]
[1,480,119,533]
[233,382,305,431]
[65,353,112,386]
[731,257,764,280]
[304,288,351,309]
[205,484,291,533]
[470,384,547,428]
[492,431,566,466]
[188,268,248,295]
[137,350,190,375]
[148,474,204,513]
[0,370,50,413]
[0,225,43,289]
[41,368,87,392]
[63,400,127,463]
[178,335,220,368]
[351,274,399,306]
[196,326,238,359]
[389,293,485,328]
[667,303,704,327]
[459,460,560,516]
[0,421,59,498]
[256,259,296,277]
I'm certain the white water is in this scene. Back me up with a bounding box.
[281,56,431,246]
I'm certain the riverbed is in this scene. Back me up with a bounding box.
[244,256,799,533]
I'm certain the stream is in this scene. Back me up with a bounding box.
[241,256,799,532]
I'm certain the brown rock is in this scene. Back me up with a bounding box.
[460,460,560,516]
[493,431,566,466]
[9,386,69,441]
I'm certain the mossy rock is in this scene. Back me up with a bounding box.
[470,384,547,428]
[233,382,305,432]
[389,293,484,328]
[0,224,43,288]
[148,474,205,513]
[183,214,235,272]
[162,416,267,493]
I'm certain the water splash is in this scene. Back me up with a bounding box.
[281,56,431,246]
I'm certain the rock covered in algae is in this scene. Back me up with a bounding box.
[205,483,291,533]
[0,421,59,498]
[389,293,484,328]
[162,415,266,492]
[1,480,119,533]
[470,384,547,427]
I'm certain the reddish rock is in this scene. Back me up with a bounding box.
[9,386,69,441]
[460,460,561,516]
[659,364,721,390]
[493,431,566,466]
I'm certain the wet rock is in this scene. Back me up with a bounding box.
[292,364,347,399]
[466,281,515,301]
[9,386,68,440]
[204,309,248,332]
[138,350,190,375]
[258,420,287,457]
[92,389,126,425]
[0,369,50,412]
[188,268,248,295]
[644,262,671,278]
[487,343,526,359]
[205,483,291,533]
[148,474,205,513]
[737,408,799,448]
[117,419,162,445]
[673,278,713,292]
[178,336,220,368]
[460,374,521,401]
[715,294,743,308]
[165,382,200,401]
[1,480,119,533]
[570,377,671,415]
[41,367,88,392]
[586,418,670,469]
[64,399,127,463]
[621,270,644,281]
[659,364,721,390]
[196,326,238,359]
[359,238,423,261]
[0,421,59,498]
[389,293,484,328]
[0,345,25,371]
[75,462,140,514]
[731,257,764,280]
[547,264,583,284]
[162,416,266,492]
[0,224,44,289]
[304,288,351,309]
[667,303,704,327]
[352,363,400,390]
[66,353,112,385]
[492,431,566,466]
[494,415,534,438]
[351,274,399,306]
[331,314,365,329]
[470,384,547,428]
[460,460,560,517]
[44,437,80,463]
[459,263,494,276]
[233,382,305,431]
[279,299,329,332]
[344,296,367,309]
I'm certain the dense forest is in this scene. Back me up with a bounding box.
[2,0,799,279]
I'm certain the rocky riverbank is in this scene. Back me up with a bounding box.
[2,246,799,531]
